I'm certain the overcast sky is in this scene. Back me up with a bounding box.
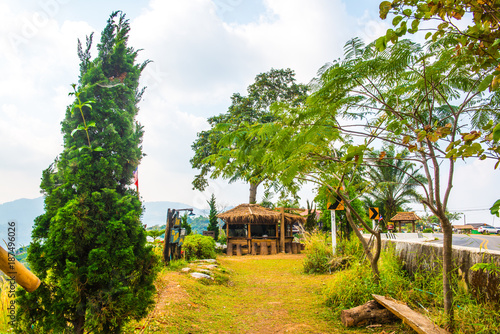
[1,0,499,225]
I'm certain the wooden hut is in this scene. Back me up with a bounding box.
[218,204,305,256]
[390,212,421,233]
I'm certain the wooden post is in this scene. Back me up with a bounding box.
[236,244,242,256]
[412,221,416,233]
[227,242,233,256]
[0,245,41,293]
[398,222,402,233]
[252,242,258,255]
[280,207,285,252]
[271,241,277,254]
[261,241,268,255]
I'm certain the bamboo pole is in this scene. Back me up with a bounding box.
[0,245,40,293]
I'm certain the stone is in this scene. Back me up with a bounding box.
[181,267,191,273]
[190,272,213,280]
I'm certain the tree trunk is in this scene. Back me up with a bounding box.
[73,310,85,334]
[344,203,380,283]
[249,182,259,204]
[441,216,454,330]
[341,300,398,327]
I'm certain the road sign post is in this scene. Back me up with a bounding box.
[328,194,344,256]
[369,207,380,229]
[331,210,336,255]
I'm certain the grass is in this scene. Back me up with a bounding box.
[323,241,500,334]
[124,254,411,333]
[0,276,15,333]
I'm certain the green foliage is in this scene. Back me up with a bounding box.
[324,247,410,312]
[182,235,216,261]
[166,259,189,272]
[147,229,165,242]
[218,229,227,245]
[190,68,308,201]
[189,215,210,234]
[363,146,426,227]
[181,212,192,235]
[15,12,157,334]
[422,228,434,233]
[207,194,219,240]
[304,200,317,232]
[470,262,500,275]
[302,231,333,274]
[491,199,500,217]
[378,0,500,92]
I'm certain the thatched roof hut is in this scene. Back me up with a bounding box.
[390,212,421,232]
[218,204,305,256]
[218,204,305,225]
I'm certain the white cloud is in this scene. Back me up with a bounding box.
[4,0,497,220]
[0,2,94,202]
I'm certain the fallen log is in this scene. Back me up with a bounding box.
[341,299,399,327]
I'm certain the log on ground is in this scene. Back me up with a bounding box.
[341,299,399,327]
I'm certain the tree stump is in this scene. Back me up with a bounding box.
[341,300,398,327]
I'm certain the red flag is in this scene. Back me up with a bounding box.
[133,168,139,190]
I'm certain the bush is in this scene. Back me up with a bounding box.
[422,228,434,233]
[182,235,216,261]
[218,229,227,245]
[324,246,411,312]
[303,231,333,274]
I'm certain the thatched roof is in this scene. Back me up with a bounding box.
[390,212,421,222]
[218,204,305,225]
[453,225,474,230]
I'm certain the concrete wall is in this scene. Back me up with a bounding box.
[378,238,500,303]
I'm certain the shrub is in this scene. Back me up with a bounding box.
[303,231,333,274]
[324,246,411,312]
[182,235,216,261]
[422,228,434,233]
[218,229,227,245]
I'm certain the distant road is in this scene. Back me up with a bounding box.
[431,233,500,252]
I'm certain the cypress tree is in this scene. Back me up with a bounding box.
[207,194,219,240]
[16,12,157,334]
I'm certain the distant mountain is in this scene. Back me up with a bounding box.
[0,197,208,248]
[0,197,44,247]
[142,201,209,228]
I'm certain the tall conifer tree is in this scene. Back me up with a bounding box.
[207,194,219,240]
[16,12,157,334]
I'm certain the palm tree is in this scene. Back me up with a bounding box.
[364,146,426,229]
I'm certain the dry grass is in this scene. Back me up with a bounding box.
[124,254,411,333]
[0,276,15,333]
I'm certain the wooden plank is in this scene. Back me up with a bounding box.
[372,295,449,334]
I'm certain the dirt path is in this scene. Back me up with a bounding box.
[124,254,392,333]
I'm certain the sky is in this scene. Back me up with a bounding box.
[0,0,499,225]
